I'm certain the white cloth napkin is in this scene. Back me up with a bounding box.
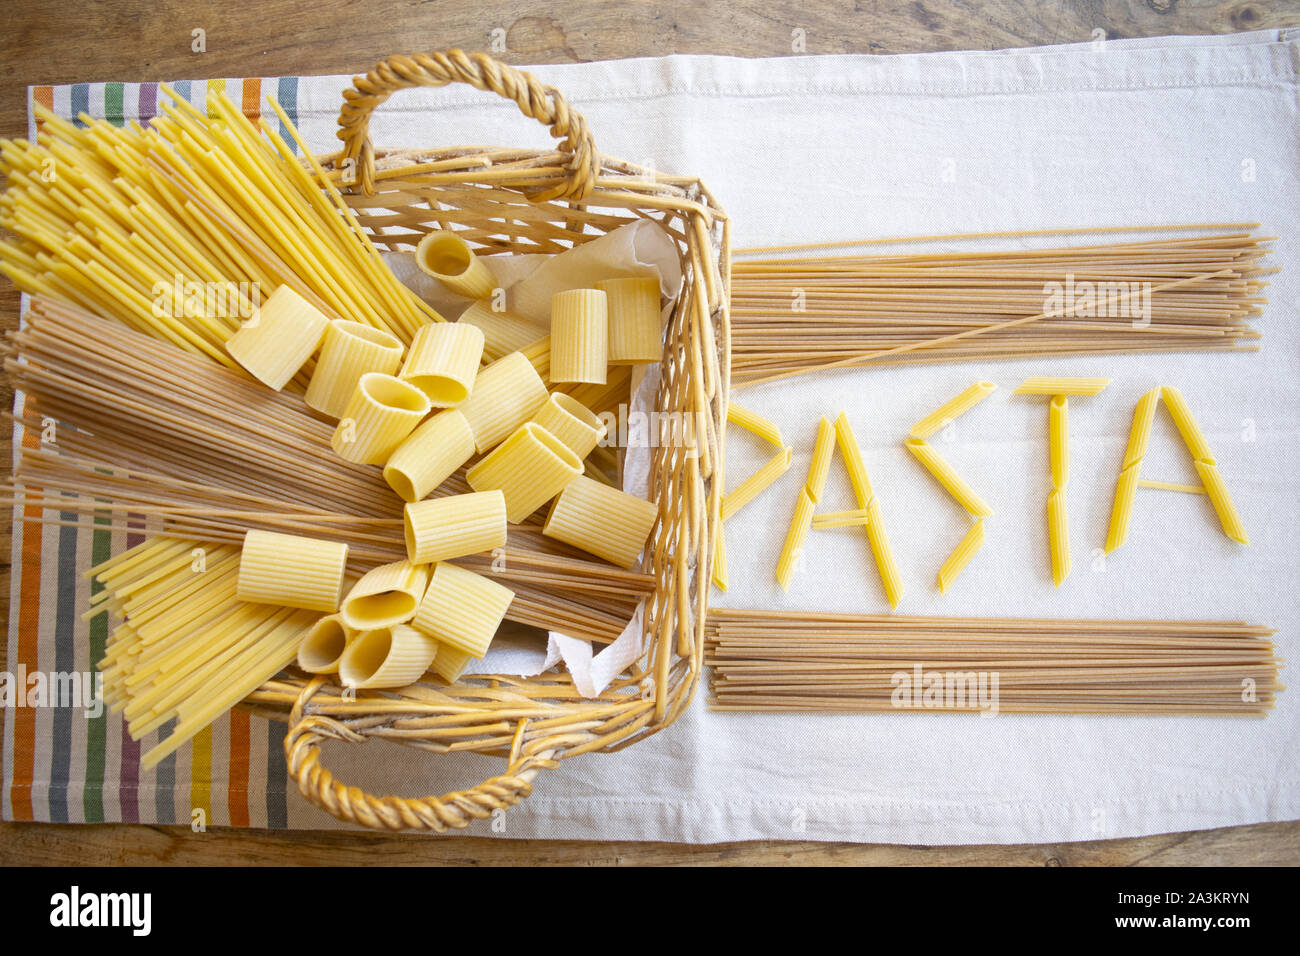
[285,31,1300,842]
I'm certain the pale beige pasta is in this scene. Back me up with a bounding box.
[1013,377,1111,396]
[833,411,874,509]
[1105,464,1141,554]
[1122,388,1161,470]
[864,497,903,609]
[521,336,552,382]
[776,488,816,592]
[465,422,584,523]
[721,447,793,521]
[727,401,784,448]
[543,475,659,569]
[432,641,475,683]
[1049,394,1069,490]
[529,392,607,460]
[415,230,496,300]
[339,560,430,631]
[806,417,836,504]
[596,276,661,364]
[811,509,871,529]
[550,288,608,384]
[405,490,507,564]
[412,561,514,659]
[382,409,476,503]
[456,351,549,454]
[909,380,997,439]
[296,614,357,674]
[236,529,349,613]
[1136,479,1205,494]
[305,319,404,418]
[399,321,485,406]
[338,624,438,690]
[331,372,431,465]
[457,300,548,361]
[937,519,986,594]
[712,526,729,591]
[1161,385,1215,464]
[1047,488,1070,587]
[904,438,993,517]
[1193,460,1249,545]
[224,284,330,391]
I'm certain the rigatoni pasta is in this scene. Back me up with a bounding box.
[456,351,549,454]
[338,624,438,690]
[305,320,404,418]
[596,276,661,364]
[296,614,356,674]
[236,529,349,613]
[431,641,475,683]
[550,288,608,384]
[415,230,497,300]
[331,372,431,465]
[465,422,584,523]
[456,300,548,360]
[399,321,485,406]
[340,560,430,631]
[528,392,607,460]
[405,491,508,564]
[412,561,514,659]
[224,284,330,391]
[543,476,659,569]
[382,409,476,503]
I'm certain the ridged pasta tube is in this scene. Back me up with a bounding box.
[412,561,515,659]
[456,351,549,454]
[457,300,547,360]
[331,372,431,465]
[937,519,986,594]
[543,476,659,569]
[1047,488,1070,587]
[382,409,476,503]
[596,276,661,364]
[338,624,438,689]
[296,614,357,674]
[465,422,584,523]
[339,560,429,631]
[305,319,404,418]
[415,230,497,300]
[224,284,329,390]
[236,530,349,613]
[550,288,608,384]
[904,439,993,517]
[528,392,607,460]
[399,321,485,406]
[909,381,997,439]
[405,491,508,564]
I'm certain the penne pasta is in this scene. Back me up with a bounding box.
[415,230,497,300]
[550,288,609,384]
[399,321,485,406]
[1013,377,1111,397]
[811,509,871,529]
[296,614,357,674]
[720,446,793,521]
[909,380,997,439]
[776,488,816,592]
[937,519,986,594]
[382,409,476,503]
[1104,464,1141,555]
[712,526,729,592]
[412,561,514,659]
[305,319,404,418]
[833,411,874,509]
[339,560,429,631]
[1136,479,1206,494]
[1194,460,1250,545]
[1161,385,1216,464]
[528,391,607,460]
[543,475,659,569]
[1049,394,1069,490]
[331,372,431,465]
[224,284,330,391]
[727,401,784,448]
[338,624,438,690]
[236,529,349,613]
[1122,388,1160,470]
[1047,488,1070,587]
[904,438,993,517]
[596,276,661,364]
[457,300,548,361]
[404,490,508,564]
[864,497,903,609]
[456,351,549,454]
[465,422,584,523]
[806,417,836,504]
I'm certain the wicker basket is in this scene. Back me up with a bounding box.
[241,51,730,831]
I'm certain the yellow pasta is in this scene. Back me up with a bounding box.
[806,417,836,503]
[712,526,729,591]
[431,641,475,683]
[465,422,584,523]
[382,409,476,503]
[224,284,329,390]
[903,439,993,517]
[1013,377,1111,397]
[412,561,515,659]
[1136,479,1205,494]
[909,380,997,439]
[1194,460,1250,545]
[399,321,485,406]
[776,488,816,592]
[595,276,661,364]
[305,319,404,418]
[811,509,871,529]
[1105,464,1141,554]
[727,401,784,448]
[415,230,497,300]
[1161,385,1216,464]
[404,490,508,564]
[1049,394,1069,489]
[529,391,607,460]
[864,497,903,609]
[833,411,873,509]
[236,529,349,613]
[296,613,357,674]
[721,446,793,521]
[456,351,549,454]
[331,372,431,465]
[550,288,608,384]
[937,519,986,594]
[338,624,438,690]
[543,475,659,569]
[339,560,429,631]
[1122,388,1161,470]
[1047,488,1070,587]
[457,300,548,361]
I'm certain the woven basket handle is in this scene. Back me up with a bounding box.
[336,49,599,201]
[284,677,559,831]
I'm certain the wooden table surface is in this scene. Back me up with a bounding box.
[2,0,1298,866]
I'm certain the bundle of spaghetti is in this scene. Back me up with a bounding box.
[88,537,319,770]
[5,296,649,643]
[705,609,1282,715]
[730,226,1274,386]
[0,88,437,369]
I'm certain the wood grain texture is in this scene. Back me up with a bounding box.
[2,0,1299,865]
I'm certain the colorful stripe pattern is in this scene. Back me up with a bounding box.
[5,76,300,825]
